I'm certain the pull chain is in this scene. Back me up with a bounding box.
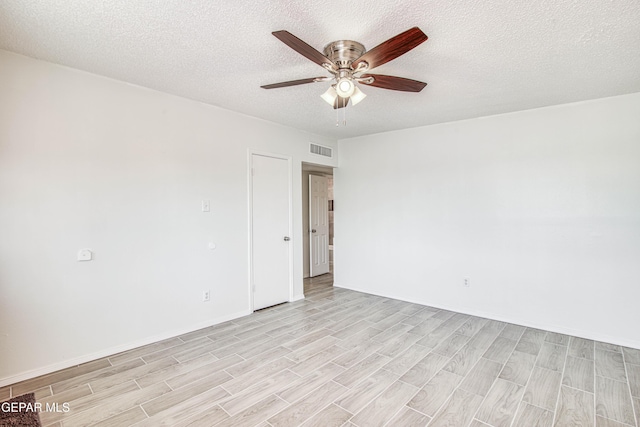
[343,99,346,126]
[335,98,348,126]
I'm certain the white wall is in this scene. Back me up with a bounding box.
[0,50,337,385]
[335,93,640,349]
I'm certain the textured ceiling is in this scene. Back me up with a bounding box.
[1,0,639,139]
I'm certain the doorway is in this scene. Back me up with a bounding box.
[302,163,334,293]
[310,174,330,277]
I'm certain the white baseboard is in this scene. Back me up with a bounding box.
[334,282,640,350]
[290,294,305,302]
[0,309,252,388]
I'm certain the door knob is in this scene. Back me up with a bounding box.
[311,229,316,233]
[283,236,290,241]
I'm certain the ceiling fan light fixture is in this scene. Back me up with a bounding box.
[350,86,366,106]
[321,86,338,105]
[263,28,429,114]
[335,77,355,98]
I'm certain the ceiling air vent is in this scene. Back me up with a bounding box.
[310,143,332,158]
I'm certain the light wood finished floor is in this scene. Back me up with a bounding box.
[2,280,639,427]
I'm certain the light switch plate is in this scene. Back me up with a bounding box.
[202,200,210,212]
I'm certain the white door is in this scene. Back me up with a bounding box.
[251,154,291,310]
[309,174,330,277]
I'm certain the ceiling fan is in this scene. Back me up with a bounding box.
[261,27,429,109]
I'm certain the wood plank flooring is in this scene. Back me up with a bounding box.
[2,277,639,427]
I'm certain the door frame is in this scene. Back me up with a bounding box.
[247,150,294,312]
[309,174,330,277]
[302,163,334,279]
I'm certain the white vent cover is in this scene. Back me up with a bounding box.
[310,143,332,157]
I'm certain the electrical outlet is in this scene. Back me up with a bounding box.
[464,277,470,287]
[202,290,210,302]
[77,249,93,261]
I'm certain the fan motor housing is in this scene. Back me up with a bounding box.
[323,40,366,69]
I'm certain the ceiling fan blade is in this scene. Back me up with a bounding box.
[261,77,326,89]
[359,74,427,92]
[352,27,428,71]
[333,96,349,109]
[272,31,336,70]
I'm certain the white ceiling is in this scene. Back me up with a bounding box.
[1,0,639,139]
